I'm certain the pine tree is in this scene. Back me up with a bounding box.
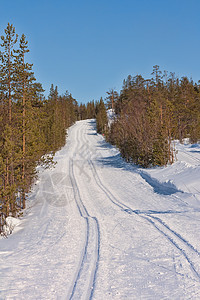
[96,98,108,134]
[79,103,87,120]
[105,89,118,111]
[13,33,35,208]
[0,23,18,122]
[0,23,18,217]
[86,100,96,119]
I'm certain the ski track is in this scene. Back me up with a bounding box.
[1,119,200,299]
[88,154,200,282]
[178,145,200,165]
[67,123,100,300]
[143,215,200,280]
[82,121,200,286]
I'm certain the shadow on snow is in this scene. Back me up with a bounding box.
[88,119,182,196]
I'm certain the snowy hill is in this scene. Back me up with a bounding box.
[0,120,200,299]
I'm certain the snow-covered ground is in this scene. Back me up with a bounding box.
[107,109,115,127]
[0,120,200,299]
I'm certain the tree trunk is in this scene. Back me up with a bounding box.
[22,52,26,209]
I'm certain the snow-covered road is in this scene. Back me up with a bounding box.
[1,119,200,299]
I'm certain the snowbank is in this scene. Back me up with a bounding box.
[140,141,200,203]
[2,216,22,236]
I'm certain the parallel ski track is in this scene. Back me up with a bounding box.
[179,147,200,165]
[67,123,100,300]
[83,121,200,282]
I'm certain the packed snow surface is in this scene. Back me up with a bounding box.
[0,120,200,299]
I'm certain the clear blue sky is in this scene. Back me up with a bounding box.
[1,0,200,103]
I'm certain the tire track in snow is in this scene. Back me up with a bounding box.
[67,122,100,300]
[82,120,200,282]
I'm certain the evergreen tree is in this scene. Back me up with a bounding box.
[13,33,35,208]
[0,23,18,217]
[105,89,119,111]
[96,98,108,134]
[0,23,18,122]
[79,103,87,120]
[86,100,96,119]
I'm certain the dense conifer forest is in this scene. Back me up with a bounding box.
[0,24,87,232]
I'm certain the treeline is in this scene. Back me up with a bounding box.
[0,24,78,233]
[78,98,108,134]
[97,65,200,167]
